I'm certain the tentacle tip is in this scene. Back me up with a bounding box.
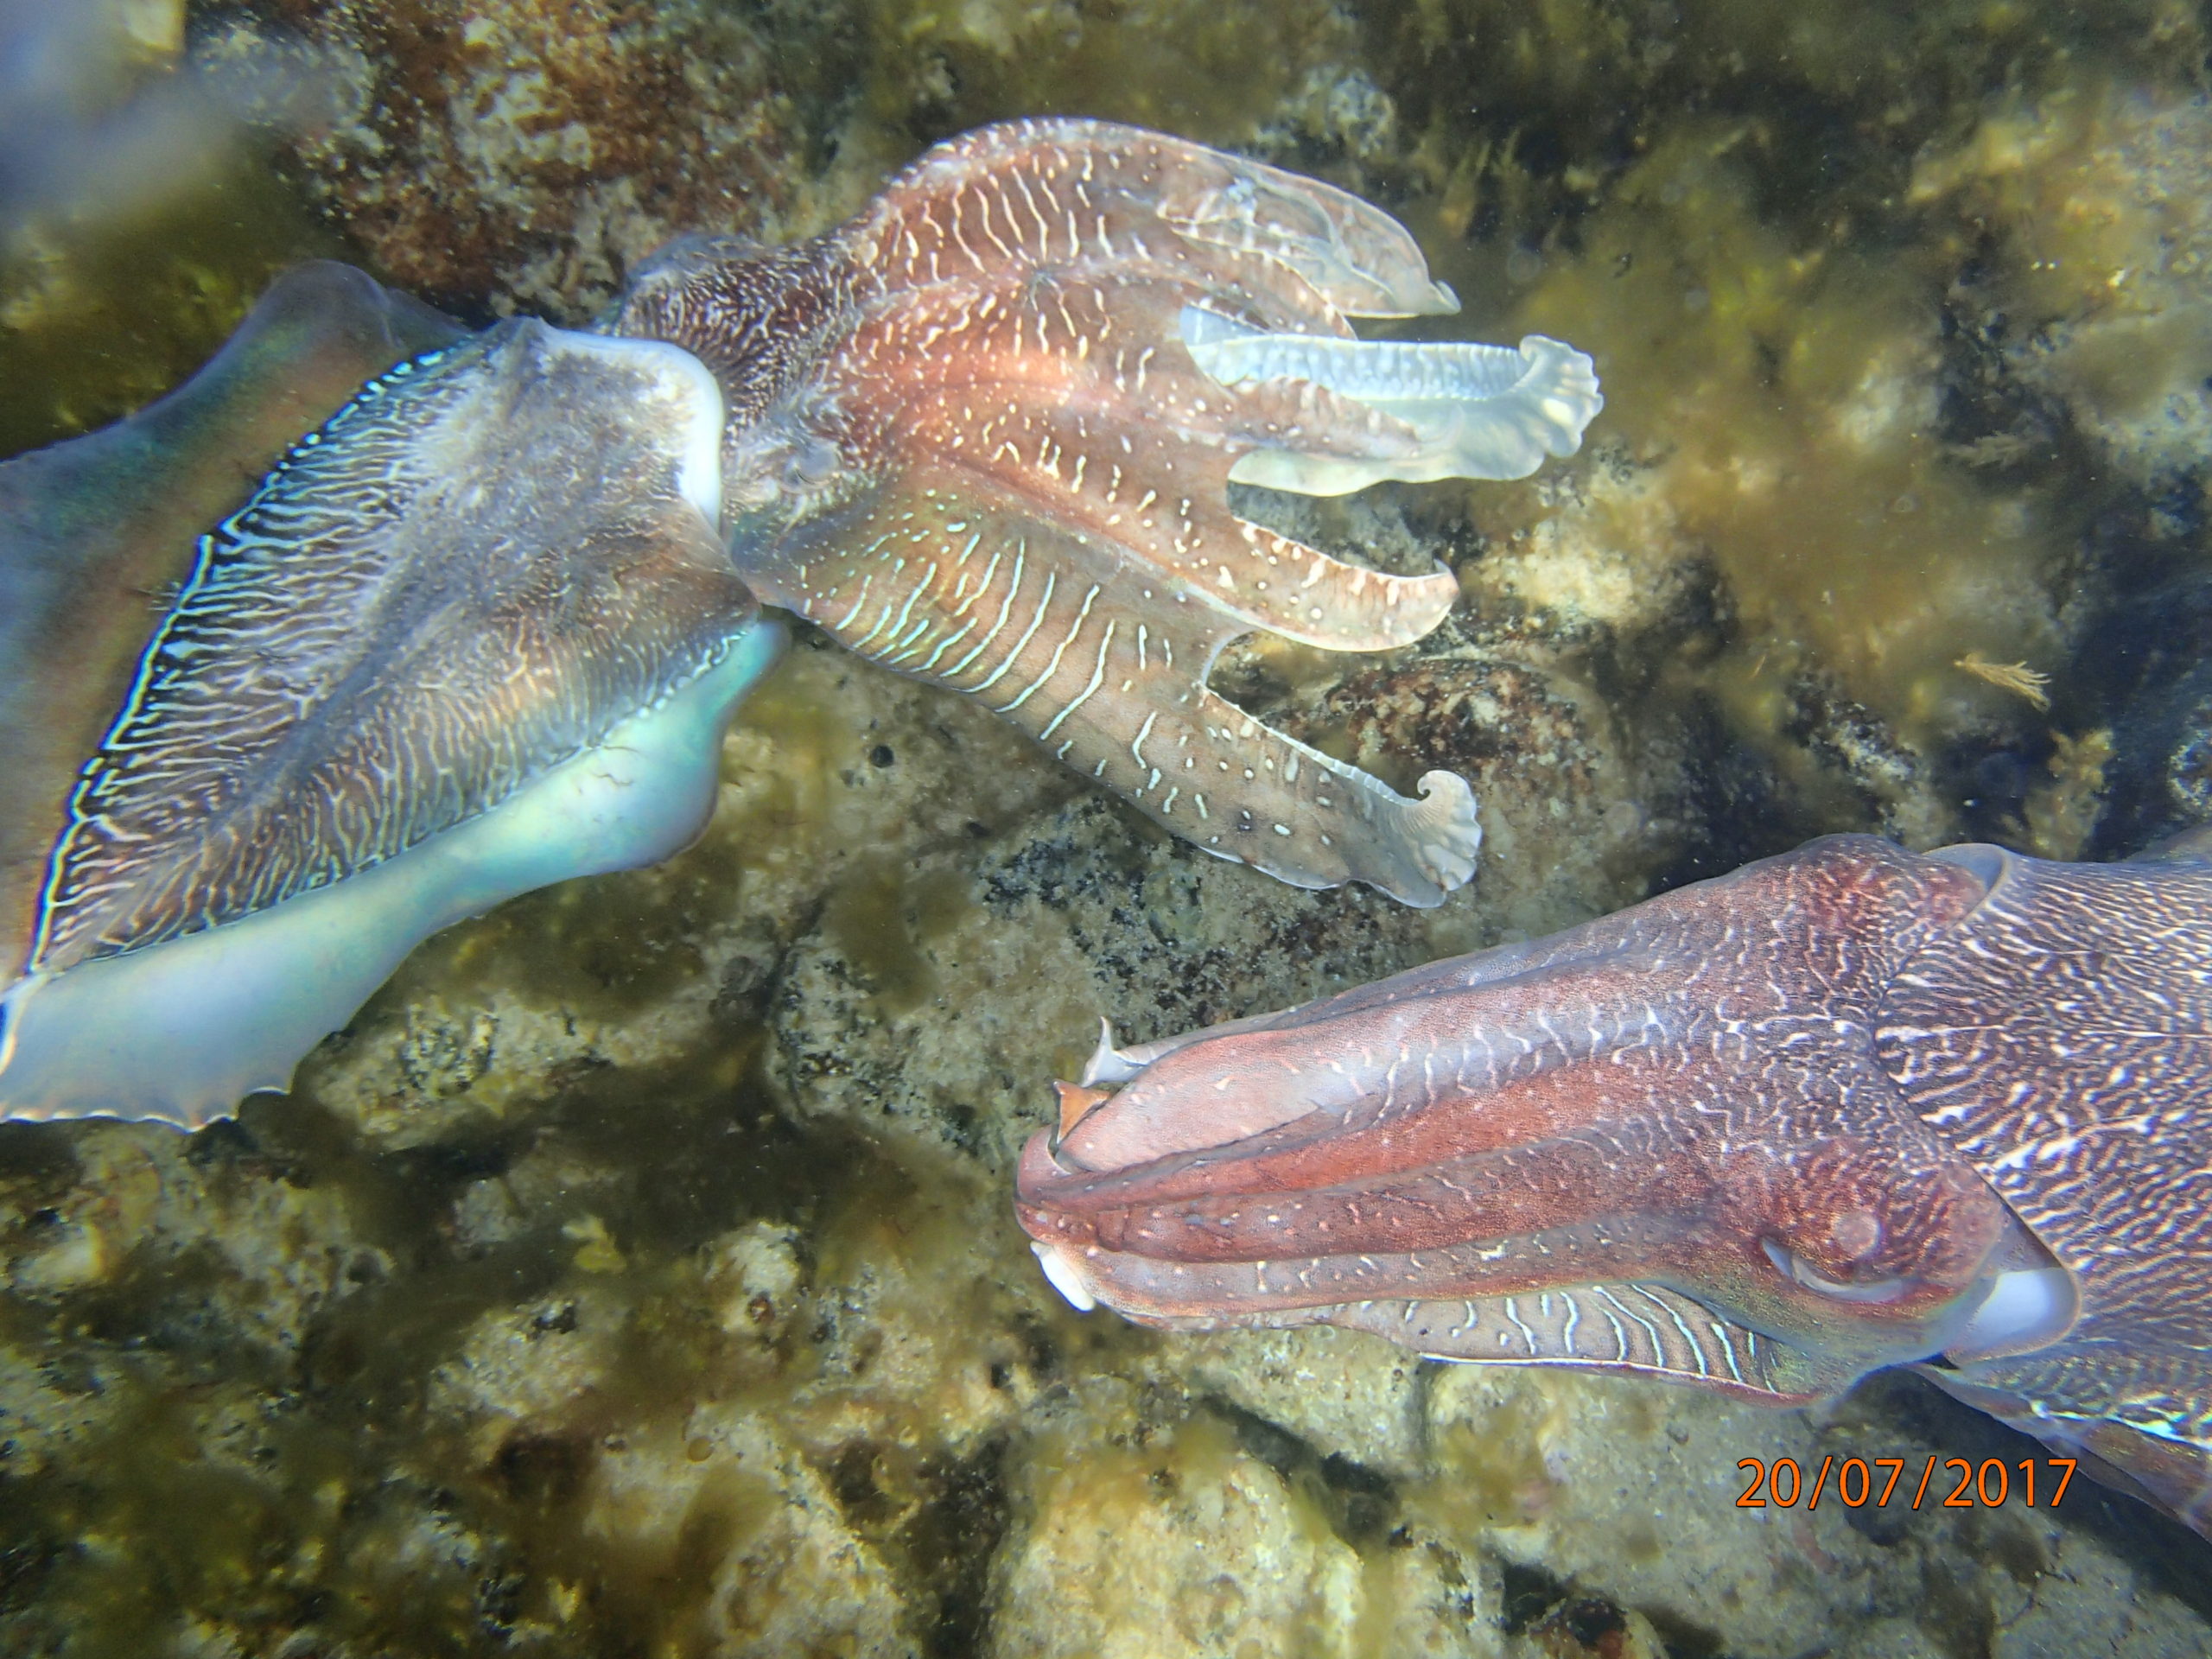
[1518,334,1605,457]
[1032,1241,1098,1313]
[1055,1078,1112,1139]
[1409,769,1483,893]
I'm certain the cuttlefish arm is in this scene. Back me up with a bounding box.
[1017,835,2212,1533]
[615,118,1603,906]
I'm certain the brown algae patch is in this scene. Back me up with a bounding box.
[0,1060,1034,1655]
[1351,2,2212,856]
[0,162,340,457]
[821,858,974,1020]
[995,1409,1362,1658]
[851,0,1357,156]
[1484,130,2069,827]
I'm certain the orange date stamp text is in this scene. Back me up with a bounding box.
[1735,1454,2076,1512]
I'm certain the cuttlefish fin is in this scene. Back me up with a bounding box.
[1,262,464,971]
[1927,1354,2212,1534]
[1295,1287,1853,1405]
[3,298,782,1126]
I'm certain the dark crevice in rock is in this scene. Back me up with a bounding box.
[1201,1393,1402,1550]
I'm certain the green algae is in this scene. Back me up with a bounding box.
[0,157,342,459]
[0,1049,955,1657]
[1516,125,2071,747]
[823,859,975,1019]
[853,0,1355,156]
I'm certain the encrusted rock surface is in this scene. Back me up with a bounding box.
[8,0,2212,1654]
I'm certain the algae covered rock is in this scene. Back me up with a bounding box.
[989,1393,1503,1659]
[9,0,2212,1654]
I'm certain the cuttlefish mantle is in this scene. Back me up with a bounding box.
[0,265,779,1127]
[615,118,1603,907]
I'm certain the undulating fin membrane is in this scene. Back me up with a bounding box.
[0,262,464,975]
[2,285,773,1125]
[1929,1351,2212,1534]
[1247,1287,1838,1404]
[629,118,1601,906]
[27,318,753,979]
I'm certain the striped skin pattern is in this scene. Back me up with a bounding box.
[21,319,755,980]
[0,262,462,996]
[1877,849,2212,1529]
[1249,1286,1823,1406]
[616,119,1602,906]
[1018,836,2212,1535]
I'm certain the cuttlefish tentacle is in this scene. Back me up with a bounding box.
[1182,308,1604,495]
[2,280,779,1125]
[1018,834,2212,1533]
[1003,622,1477,900]
[849,359,1467,655]
[624,118,1601,906]
[754,464,1476,898]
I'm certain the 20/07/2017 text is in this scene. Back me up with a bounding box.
[1736,1456,2077,1511]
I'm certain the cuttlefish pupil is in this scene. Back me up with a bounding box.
[1828,1207,1885,1260]
[1762,1237,1909,1304]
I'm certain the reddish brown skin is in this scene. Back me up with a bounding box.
[613,119,1489,906]
[1016,835,2212,1533]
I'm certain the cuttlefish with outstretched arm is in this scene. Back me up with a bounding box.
[0,119,1599,1126]
[1019,834,2212,1532]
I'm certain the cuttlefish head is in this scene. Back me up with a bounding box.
[613,119,1606,912]
[1017,836,2080,1404]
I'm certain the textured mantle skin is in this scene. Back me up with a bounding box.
[1020,835,2212,1532]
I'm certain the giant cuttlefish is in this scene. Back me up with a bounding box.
[1017,836,2212,1532]
[615,119,1597,904]
[0,120,1599,1127]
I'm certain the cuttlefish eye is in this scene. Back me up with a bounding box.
[1760,1236,1911,1304]
[1827,1207,1885,1261]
